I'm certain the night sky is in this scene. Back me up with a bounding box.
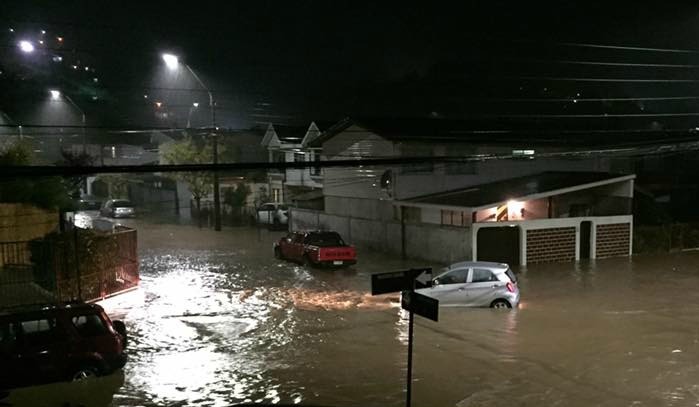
[2,1,699,131]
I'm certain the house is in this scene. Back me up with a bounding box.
[395,171,634,265]
[291,117,634,265]
[261,122,330,209]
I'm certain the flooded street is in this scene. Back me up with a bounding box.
[7,219,699,407]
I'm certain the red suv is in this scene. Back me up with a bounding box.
[0,302,127,390]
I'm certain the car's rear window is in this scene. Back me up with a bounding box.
[20,318,58,346]
[113,200,133,207]
[505,269,517,283]
[72,314,109,337]
[305,233,345,247]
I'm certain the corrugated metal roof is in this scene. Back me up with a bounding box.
[397,171,635,210]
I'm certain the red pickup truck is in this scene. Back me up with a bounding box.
[274,231,357,267]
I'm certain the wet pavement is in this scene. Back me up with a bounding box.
[6,218,699,406]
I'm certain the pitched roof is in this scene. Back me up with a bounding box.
[396,171,635,211]
[273,124,307,143]
[310,117,694,148]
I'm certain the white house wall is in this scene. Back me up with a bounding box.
[323,125,396,200]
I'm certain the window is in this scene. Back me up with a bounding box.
[292,233,305,244]
[260,204,274,211]
[311,153,321,176]
[72,314,108,337]
[512,149,535,159]
[441,210,469,226]
[294,152,305,163]
[505,268,517,283]
[20,318,57,346]
[272,189,280,202]
[435,268,468,285]
[471,268,498,283]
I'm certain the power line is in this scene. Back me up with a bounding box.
[509,76,699,83]
[515,39,699,55]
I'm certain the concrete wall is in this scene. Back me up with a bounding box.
[0,204,58,242]
[291,208,471,264]
[325,196,394,220]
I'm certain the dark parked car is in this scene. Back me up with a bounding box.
[0,302,127,390]
[100,199,135,218]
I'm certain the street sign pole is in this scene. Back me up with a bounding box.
[406,298,415,407]
[371,267,437,407]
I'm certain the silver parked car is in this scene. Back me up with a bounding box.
[100,199,135,218]
[416,261,519,308]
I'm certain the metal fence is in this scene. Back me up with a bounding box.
[0,227,139,307]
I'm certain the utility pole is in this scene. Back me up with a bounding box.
[186,64,221,231]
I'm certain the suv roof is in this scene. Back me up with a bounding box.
[0,302,103,318]
[447,261,510,271]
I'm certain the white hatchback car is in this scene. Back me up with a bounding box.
[256,203,289,225]
[417,261,519,309]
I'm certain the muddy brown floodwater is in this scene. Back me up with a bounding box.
[5,219,699,407]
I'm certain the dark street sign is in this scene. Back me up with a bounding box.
[401,291,439,322]
[371,268,432,295]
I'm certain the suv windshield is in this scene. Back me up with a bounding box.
[113,200,133,207]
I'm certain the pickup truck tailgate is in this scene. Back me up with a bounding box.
[317,246,356,261]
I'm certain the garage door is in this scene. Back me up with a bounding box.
[477,226,520,265]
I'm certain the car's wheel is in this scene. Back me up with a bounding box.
[490,299,512,309]
[274,246,282,259]
[72,365,99,381]
[302,255,312,267]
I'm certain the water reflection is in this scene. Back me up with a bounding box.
[3,370,124,406]
[81,223,699,406]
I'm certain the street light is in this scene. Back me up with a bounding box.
[49,89,87,154]
[18,40,35,53]
[162,53,179,70]
[161,52,221,231]
[187,102,199,128]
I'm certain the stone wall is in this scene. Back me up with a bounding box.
[0,204,58,243]
[596,223,631,259]
[526,227,576,264]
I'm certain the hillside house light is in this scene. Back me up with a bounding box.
[162,53,179,70]
[18,40,34,53]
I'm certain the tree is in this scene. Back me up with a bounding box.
[57,150,94,199]
[223,182,251,207]
[161,135,220,226]
[0,142,73,210]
